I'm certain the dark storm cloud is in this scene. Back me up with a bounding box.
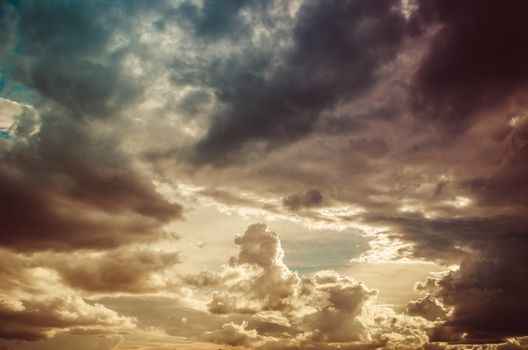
[2,0,528,347]
[436,241,528,341]
[380,110,528,342]
[0,122,181,250]
[465,119,528,208]
[0,160,175,251]
[372,214,528,341]
[0,0,181,251]
[359,97,528,341]
[372,215,528,263]
[190,0,406,164]
[411,0,528,130]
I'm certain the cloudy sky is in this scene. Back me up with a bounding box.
[1,0,528,349]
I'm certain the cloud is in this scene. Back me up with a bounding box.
[207,223,299,314]
[301,270,377,343]
[182,268,242,288]
[50,248,180,293]
[188,224,432,349]
[371,213,528,342]
[435,243,528,342]
[2,0,528,348]
[349,138,389,159]
[282,189,325,211]
[411,0,528,130]
[0,152,180,251]
[0,296,135,341]
[0,0,182,252]
[0,249,136,342]
[203,321,272,347]
[406,295,448,322]
[464,118,528,208]
[171,0,263,41]
[5,1,146,119]
[189,0,407,164]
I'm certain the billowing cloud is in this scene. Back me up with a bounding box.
[0,295,135,341]
[0,249,137,342]
[207,223,300,314]
[2,0,528,348]
[187,224,432,349]
[406,295,448,322]
[203,321,272,347]
[362,213,528,343]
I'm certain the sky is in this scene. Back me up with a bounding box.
[1,0,528,349]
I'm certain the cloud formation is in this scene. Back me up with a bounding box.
[0,0,182,251]
[190,224,432,349]
[51,248,180,293]
[190,0,407,163]
[411,0,528,130]
[2,0,528,348]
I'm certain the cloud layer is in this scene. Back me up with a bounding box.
[1,0,528,348]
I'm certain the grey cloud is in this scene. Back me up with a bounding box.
[182,269,242,288]
[349,138,389,159]
[436,243,528,342]
[0,1,182,251]
[171,0,262,41]
[282,189,324,211]
[372,214,528,341]
[406,295,448,322]
[465,120,528,208]
[189,0,406,164]
[9,1,141,119]
[0,117,181,251]
[0,296,134,341]
[52,248,180,293]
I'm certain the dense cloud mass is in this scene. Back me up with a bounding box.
[1,0,528,349]
[194,224,433,349]
[0,1,182,252]
[411,0,528,130]
[191,0,407,163]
